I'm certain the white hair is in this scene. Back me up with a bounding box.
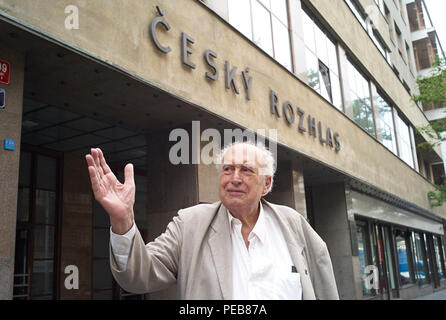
[215,141,276,195]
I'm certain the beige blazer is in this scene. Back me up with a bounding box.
[110,200,339,300]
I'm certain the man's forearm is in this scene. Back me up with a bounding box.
[110,222,137,271]
[110,210,134,235]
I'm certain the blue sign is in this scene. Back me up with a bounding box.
[4,139,15,151]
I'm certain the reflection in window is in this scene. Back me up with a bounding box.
[372,86,397,154]
[228,0,292,70]
[302,7,343,110]
[357,224,373,296]
[227,0,252,39]
[434,237,444,278]
[395,114,415,168]
[412,232,428,285]
[383,227,396,291]
[32,260,54,298]
[437,237,446,278]
[395,232,412,286]
[252,0,273,56]
[319,61,332,102]
[344,59,375,136]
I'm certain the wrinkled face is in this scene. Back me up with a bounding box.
[219,144,271,213]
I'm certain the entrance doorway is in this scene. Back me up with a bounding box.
[14,148,61,299]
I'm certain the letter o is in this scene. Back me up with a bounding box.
[283,101,295,125]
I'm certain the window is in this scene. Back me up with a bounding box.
[385,5,394,47]
[382,226,397,293]
[405,42,413,72]
[355,217,445,299]
[228,0,292,70]
[370,30,388,59]
[343,58,375,136]
[424,160,432,181]
[395,23,403,58]
[14,151,59,300]
[302,7,343,110]
[375,0,385,15]
[371,85,397,154]
[434,237,446,278]
[395,113,415,168]
[357,223,373,296]
[345,0,367,29]
[395,231,414,286]
[411,232,430,285]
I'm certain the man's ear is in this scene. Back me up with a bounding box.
[262,176,272,195]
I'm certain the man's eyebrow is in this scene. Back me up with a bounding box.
[241,163,258,170]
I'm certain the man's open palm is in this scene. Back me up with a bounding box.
[85,148,135,233]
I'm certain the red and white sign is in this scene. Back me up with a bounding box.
[0,59,10,85]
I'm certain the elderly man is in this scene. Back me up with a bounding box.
[85,142,339,300]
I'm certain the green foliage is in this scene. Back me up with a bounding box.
[412,57,446,108]
[428,184,446,208]
[412,57,446,207]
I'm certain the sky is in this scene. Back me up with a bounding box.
[423,0,446,53]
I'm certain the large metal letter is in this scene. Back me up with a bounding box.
[225,61,240,94]
[297,107,306,133]
[270,90,280,118]
[242,68,253,101]
[149,7,171,54]
[182,32,196,69]
[283,101,295,125]
[204,49,218,81]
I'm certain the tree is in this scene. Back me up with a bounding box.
[412,57,446,207]
[413,57,446,108]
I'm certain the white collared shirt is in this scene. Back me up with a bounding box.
[228,203,302,300]
[110,203,302,300]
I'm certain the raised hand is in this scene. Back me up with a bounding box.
[85,148,135,235]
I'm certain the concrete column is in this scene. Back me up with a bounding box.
[198,138,220,204]
[0,48,25,300]
[265,158,307,217]
[59,153,93,299]
[310,182,358,299]
[145,126,199,299]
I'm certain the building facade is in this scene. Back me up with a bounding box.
[406,0,446,186]
[0,0,445,300]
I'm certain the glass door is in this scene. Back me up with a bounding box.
[382,226,399,298]
[13,150,60,300]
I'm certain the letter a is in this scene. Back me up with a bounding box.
[64,265,79,290]
[64,5,79,30]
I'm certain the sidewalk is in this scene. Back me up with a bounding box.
[412,289,446,300]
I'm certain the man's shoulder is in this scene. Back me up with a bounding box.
[264,201,307,225]
[177,201,221,221]
[264,200,325,246]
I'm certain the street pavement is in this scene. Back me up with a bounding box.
[412,289,446,300]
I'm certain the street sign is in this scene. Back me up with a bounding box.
[4,139,15,151]
[0,59,10,85]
